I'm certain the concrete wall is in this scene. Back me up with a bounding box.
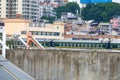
[6,49,120,80]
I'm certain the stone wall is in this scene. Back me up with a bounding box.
[6,49,120,80]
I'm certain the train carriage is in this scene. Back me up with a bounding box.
[8,38,120,49]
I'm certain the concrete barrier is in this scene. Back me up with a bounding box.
[6,49,120,80]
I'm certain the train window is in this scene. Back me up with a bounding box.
[118,45,120,48]
[100,44,103,48]
[92,44,95,47]
[81,44,83,47]
[84,44,86,47]
[59,43,62,46]
[66,43,69,47]
[65,43,68,46]
[85,44,87,48]
[77,44,80,47]
[91,44,93,47]
[61,43,63,46]
[98,44,100,47]
[73,43,76,47]
[66,43,67,46]
[83,44,85,47]
[96,44,99,48]
[89,44,91,47]
[63,43,65,46]
[70,43,73,47]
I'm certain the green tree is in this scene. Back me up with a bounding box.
[66,2,80,14]
[54,2,80,18]
[41,16,55,23]
[82,2,120,22]
[54,6,68,18]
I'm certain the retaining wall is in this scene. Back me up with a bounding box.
[6,49,120,80]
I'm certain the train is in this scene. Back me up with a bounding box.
[7,38,120,49]
[35,39,120,49]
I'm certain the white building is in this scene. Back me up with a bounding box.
[39,0,65,3]
[0,0,6,18]
[39,2,59,18]
[0,0,39,21]
[38,0,68,5]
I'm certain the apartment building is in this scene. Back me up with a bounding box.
[0,0,6,18]
[39,0,66,3]
[39,2,58,18]
[110,16,120,31]
[0,0,39,21]
[38,0,68,18]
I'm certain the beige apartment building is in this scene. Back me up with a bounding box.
[3,19,64,40]
[0,0,38,21]
[0,0,6,18]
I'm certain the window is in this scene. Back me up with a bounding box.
[54,32,60,36]
[21,31,27,34]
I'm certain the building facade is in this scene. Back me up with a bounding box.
[39,2,58,18]
[0,0,6,18]
[98,23,112,35]
[110,16,120,31]
[3,19,64,40]
[0,0,39,21]
[39,0,66,3]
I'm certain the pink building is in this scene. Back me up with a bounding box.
[110,17,120,30]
